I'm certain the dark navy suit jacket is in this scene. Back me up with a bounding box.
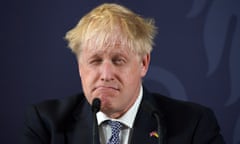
[23,88,225,144]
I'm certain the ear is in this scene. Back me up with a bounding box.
[140,54,150,77]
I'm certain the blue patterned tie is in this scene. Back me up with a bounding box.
[107,121,122,144]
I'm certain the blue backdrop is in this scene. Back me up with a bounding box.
[1,0,239,143]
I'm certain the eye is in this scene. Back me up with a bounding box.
[112,58,126,65]
[89,58,102,65]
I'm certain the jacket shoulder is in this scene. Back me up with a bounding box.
[24,93,86,131]
[151,93,211,114]
[35,93,85,121]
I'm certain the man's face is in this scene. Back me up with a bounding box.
[78,44,150,118]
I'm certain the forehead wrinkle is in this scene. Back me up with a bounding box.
[84,36,131,53]
[87,45,130,56]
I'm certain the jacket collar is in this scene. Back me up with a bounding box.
[129,87,166,144]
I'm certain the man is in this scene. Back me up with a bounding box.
[23,3,225,144]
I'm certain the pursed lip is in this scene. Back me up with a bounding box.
[92,85,120,92]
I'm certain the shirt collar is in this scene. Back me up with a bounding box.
[97,86,143,128]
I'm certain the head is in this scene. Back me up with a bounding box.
[65,3,157,118]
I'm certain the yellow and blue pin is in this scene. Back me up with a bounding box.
[149,131,159,138]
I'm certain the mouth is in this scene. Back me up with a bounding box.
[92,85,120,97]
[93,85,120,92]
[91,85,120,111]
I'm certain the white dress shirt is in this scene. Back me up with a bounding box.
[96,86,143,144]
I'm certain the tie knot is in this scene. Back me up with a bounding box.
[108,120,122,131]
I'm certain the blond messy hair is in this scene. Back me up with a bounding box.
[65,3,157,57]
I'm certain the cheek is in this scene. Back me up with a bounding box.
[80,70,94,88]
[79,71,95,103]
[79,68,93,90]
[121,67,141,85]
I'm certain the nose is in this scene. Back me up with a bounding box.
[100,61,114,82]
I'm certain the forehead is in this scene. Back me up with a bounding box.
[82,42,132,57]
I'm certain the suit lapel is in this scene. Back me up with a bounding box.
[130,88,165,144]
[65,98,93,144]
[130,105,159,144]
